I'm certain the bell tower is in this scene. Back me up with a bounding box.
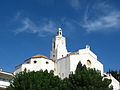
[50,28,68,60]
[57,28,62,36]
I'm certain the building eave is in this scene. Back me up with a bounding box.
[0,71,14,76]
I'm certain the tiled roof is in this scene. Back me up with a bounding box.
[31,55,48,59]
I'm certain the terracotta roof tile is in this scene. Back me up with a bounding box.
[31,55,48,59]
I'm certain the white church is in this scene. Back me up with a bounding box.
[14,28,119,90]
[14,28,103,78]
[0,28,119,90]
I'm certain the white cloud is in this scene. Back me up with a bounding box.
[15,18,37,34]
[13,1,120,36]
[14,17,57,37]
[82,2,120,33]
[13,12,79,37]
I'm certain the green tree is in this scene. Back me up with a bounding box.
[7,62,113,90]
[7,70,61,90]
[63,62,113,90]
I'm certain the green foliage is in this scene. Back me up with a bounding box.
[7,62,112,90]
[7,70,61,90]
[63,62,113,90]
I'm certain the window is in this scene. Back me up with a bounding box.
[46,61,49,64]
[53,55,55,57]
[87,60,91,66]
[53,42,55,48]
[34,60,37,64]
[60,32,61,35]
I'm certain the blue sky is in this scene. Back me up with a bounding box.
[0,0,120,72]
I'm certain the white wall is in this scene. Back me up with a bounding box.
[56,48,104,79]
[0,80,10,88]
[31,58,54,72]
[70,54,103,75]
[57,56,70,79]
[50,35,68,60]
[14,58,54,74]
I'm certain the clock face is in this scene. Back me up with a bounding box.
[87,60,91,66]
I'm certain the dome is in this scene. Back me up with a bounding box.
[31,55,48,59]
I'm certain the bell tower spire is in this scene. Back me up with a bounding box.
[50,28,68,60]
[57,28,62,36]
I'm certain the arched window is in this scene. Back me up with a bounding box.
[60,32,61,35]
[53,42,55,48]
[87,60,92,66]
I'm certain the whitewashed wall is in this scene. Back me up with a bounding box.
[14,58,54,74]
[56,48,104,79]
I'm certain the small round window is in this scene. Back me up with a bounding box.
[87,60,91,66]
[46,61,49,64]
[34,60,37,64]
